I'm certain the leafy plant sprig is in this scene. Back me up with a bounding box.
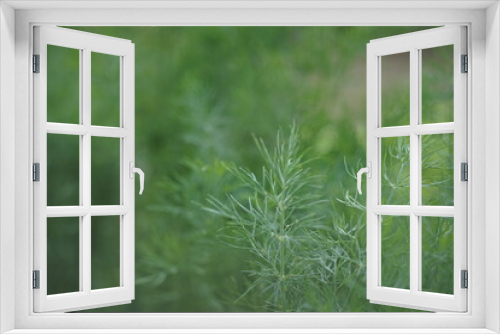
[204,124,327,311]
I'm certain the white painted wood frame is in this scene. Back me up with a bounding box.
[32,26,135,313]
[0,2,16,333]
[366,26,467,312]
[0,2,497,333]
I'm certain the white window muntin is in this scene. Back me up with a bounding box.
[366,26,467,312]
[33,26,135,313]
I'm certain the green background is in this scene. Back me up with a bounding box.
[45,26,455,312]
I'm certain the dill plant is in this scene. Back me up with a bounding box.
[205,125,327,311]
[205,126,451,312]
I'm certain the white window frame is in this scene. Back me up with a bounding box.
[1,1,499,333]
[366,26,468,312]
[33,26,136,313]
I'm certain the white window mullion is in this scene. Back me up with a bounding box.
[373,123,454,138]
[119,55,125,288]
[33,26,49,304]
[409,48,420,295]
[377,215,382,287]
[78,47,84,294]
[413,123,454,135]
[372,126,411,137]
[78,216,83,292]
[82,47,92,295]
[413,206,454,217]
[453,26,468,303]
[91,126,129,138]
[365,43,379,299]
[46,123,87,135]
[82,215,91,294]
[417,47,423,293]
[91,206,130,216]
[373,205,455,217]
[122,45,135,293]
[46,206,129,217]
[46,123,130,138]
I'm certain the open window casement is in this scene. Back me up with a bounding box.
[360,26,467,312]
[33,26,140,312]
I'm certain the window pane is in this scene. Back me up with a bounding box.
[47,217,80,295]
[421,134,454,206]
[381,137,410,205]
[91,137,120,205]
[381,52,410,127]
[47,134,80,206]
[47,45,80,124]
[421,217,454,295]
[421,45,454,124]
[91,215,121,289]
[92,52,120,127]
[381,215,410,290]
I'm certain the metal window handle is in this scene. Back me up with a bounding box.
[357,162,372,195]
[129,162,145,195]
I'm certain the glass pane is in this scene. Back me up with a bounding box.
[421,134,454,206]
[91,215,121,289]
[421,217,454,294]
[47,217,80,294]
[381,215,410,289]
[92,52,120,127]
[381,137,410,205]
[47,45,80,124]
[381,52,410,127]
[47,134,79,206]
[421,45,454,124]
[91,137,120,205]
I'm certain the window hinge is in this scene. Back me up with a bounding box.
[461,162,468,181]
[33,163,40,182]
[33,54,40,73]
[461,54,468,73]
[461,270,468,289]
[33,270,40,289]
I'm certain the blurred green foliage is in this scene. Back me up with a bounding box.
[91,52,121,127]
[381,52,411,127]
[91,216,121,290]
[422,45,454,124]
[47,45,80,124]
[43,26,455,312]
[381,137,410,205]
[47,217,80,295]
[422,134,454,206]
[91,136,120,205]
[47,133,79,206]
[381,216,410,290]
[421,217,454,294]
